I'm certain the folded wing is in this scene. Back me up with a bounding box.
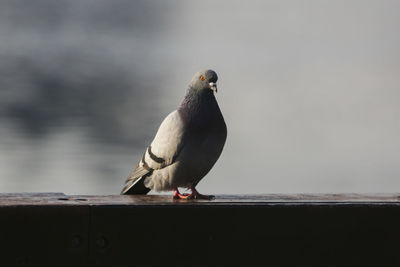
[121,110,186,194]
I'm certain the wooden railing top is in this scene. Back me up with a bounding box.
[1,193,400,206]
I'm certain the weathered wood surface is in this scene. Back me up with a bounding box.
[1,193,400,267]
[2,193,400,206]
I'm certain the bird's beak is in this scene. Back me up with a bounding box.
[209,82,217,93]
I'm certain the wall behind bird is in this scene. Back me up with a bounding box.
[1,0,399,194]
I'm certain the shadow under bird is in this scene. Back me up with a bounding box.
[121,69,227,199]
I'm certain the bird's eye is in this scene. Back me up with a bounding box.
[200,75,205,81]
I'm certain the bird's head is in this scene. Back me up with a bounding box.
[189,69,218,93]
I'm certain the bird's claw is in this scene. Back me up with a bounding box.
[173,187,215,200]
[173,191,189,199]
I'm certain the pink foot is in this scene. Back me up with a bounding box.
[173,187,215,200]
[173,189,190,199]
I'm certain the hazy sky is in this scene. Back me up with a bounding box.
[1,0,400,194]
[155,0,400,193]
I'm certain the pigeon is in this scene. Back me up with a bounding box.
[121,69,227,199]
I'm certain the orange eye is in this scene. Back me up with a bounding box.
[200,75,205,81]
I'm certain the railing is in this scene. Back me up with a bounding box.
[1,193,400,267]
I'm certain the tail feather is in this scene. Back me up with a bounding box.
[121,159,153,195]
[121,175,151,195]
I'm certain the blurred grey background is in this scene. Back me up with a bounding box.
[1,0,399,194]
